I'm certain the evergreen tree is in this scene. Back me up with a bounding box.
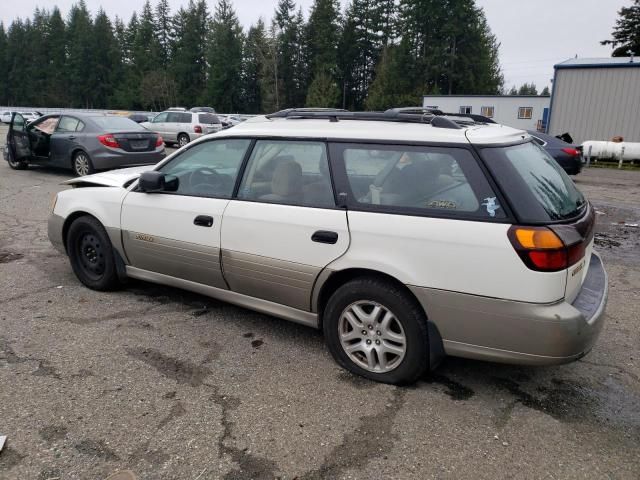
[305,0,341,107]
[155,0,173,67]
[366,46,418,110]
[171,0,209,106]
[243,19,267,113]
[508,86,518,95]
[306,70,340,107]
[517,82,538,95]
[66,1,95,107]
[92,9,118,108]
[47,8,68,106]
[206,0,244,111]
[602,0,640,56]
[112,12,140,108]
[0,23,7,105]
[540,86,550,96]
[5,20,28,105]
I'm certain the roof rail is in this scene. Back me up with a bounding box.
[264,107,490,129]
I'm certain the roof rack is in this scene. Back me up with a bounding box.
[264,107,493,129]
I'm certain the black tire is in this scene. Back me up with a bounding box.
[323,277,429,385]
[178,133,190,148]
[73,151,95,177]
[66,216,121,291]
[7,148,28,170]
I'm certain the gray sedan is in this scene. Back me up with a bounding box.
[4,113,166,176]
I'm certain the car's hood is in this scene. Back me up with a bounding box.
[63,166,153,188]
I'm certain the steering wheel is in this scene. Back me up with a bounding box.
[188,167,224,194]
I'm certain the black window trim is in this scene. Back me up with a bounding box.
[328,140,516,223]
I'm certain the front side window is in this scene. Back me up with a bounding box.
[238,140,334,207]
[57,116,80,133]
[459,106,472,114]
[482,141,586,222]
[335,144,504,219]
[157,139,251,198]
[518,107,533,119]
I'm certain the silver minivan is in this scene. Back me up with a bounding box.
[142,111,223,147]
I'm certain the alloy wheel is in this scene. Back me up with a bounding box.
[74,153,90,176]
[338,300,407,373]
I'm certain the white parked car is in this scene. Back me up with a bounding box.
[48,108,608,384]
[141,110,223,147]
[1,111,40,123]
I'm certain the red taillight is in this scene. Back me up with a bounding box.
[561,147,580,157]
[98,134,120,149]
[156,136,164,147]
[508,226,584,272]
[194,125,203,133]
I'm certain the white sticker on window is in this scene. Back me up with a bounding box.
[482,197,501,217]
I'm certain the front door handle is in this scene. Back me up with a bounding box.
[194,215,214,227]
[312,230,338,244]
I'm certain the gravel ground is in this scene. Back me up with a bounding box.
[0,132,639,479]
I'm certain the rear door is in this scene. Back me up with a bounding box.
[7,113,32,162]
[221,139,348,311]
[121,138,251,288]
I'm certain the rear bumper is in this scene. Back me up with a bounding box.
[92,149,165,171]
[409,252,608,365]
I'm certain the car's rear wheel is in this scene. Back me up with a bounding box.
[323,277,429,385]
[178,133,190,148]
[73,151,95,177]
[7,149,28,170]
[67,216,121,291]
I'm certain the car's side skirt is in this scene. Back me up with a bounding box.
[125,266,319,328]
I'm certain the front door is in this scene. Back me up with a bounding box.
[121,138,252,288]
[7,113,31,162]
[221,139,349,311]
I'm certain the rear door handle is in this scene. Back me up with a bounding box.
[312,230,338,244]
[194,215,214,227]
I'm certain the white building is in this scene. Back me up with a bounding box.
[422,95,551,131]
[548,57,640,144]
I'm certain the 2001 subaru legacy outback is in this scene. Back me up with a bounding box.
[48,108,608,384]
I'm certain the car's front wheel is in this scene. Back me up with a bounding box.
[73,151,95,177]
[67,215,121,291]
[323,277,430,385]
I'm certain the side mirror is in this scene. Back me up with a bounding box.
[138,171,179,193]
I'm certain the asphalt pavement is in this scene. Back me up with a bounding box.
[0,131,639,479]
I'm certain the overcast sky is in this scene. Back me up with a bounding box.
[0,0,632,91]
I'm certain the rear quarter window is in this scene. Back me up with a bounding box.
[331,143,505,219]
[481,141,586,223]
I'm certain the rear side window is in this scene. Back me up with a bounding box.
[199,113,220,124]
[481,141,586,222]
[57,116,80,132]
[333,144,504,219]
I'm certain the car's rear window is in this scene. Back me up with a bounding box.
[92,116,144,132]
[481,141,586,222]
[199,113,220,124]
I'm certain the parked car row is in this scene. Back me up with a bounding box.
[140,109,223,147]
[2,110,42,123]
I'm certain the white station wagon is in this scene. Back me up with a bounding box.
[48,108,608,384]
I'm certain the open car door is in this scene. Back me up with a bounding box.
[7,112,32,166]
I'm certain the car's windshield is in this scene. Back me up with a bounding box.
[481,141,586,222]
[91,116,144,132]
